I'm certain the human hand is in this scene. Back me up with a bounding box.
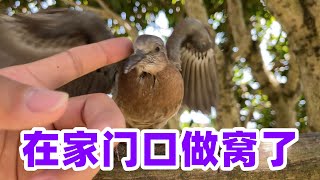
[0,38,132,180]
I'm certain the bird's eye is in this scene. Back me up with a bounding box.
[155,46,160,52]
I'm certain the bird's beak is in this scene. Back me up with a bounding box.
[124,49,146,74]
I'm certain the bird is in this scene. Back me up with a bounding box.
[114,35,184,129]
[0,8,218,129]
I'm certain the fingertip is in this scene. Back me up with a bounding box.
[25,88,69,113]
[84,94,126,130]
[0,76,69,130]
[99,37,133,64]
[54,93,126,131]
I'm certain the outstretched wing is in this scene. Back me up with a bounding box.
[167,18,218,113]
[0,8,118,96]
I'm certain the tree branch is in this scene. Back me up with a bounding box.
[242,106,254,127]
[61,0,138,39]
[227,0,302,127]
[226,0,252,59]
[303,0,320,37]
[264,0,304,36]
[248,44,282,96]
[95,0,110,10]
[227,0,301,99]
[184,0,208,24]
[227,0,281,97]
[94,133,320,179]
[283,50,301,97]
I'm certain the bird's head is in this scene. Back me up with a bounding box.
[124,35,168,75]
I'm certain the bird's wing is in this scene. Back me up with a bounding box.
[0,8,113,66]
[166,18,218,113]
[0,8,118,96]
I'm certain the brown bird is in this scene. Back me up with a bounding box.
[0,9,218,129]
[114,35,184,129]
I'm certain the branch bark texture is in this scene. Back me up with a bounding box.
[265,0,320,131]
[94,133,320,179]
[227,0,301,127]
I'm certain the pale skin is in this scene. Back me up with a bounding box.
[0,38,133,180]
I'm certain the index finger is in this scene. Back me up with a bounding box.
[0,37,132,89]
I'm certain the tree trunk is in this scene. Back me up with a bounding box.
[94,133,320,179]
[265,0,320,131]
[272,96,297,127]
[284,1,320,131]
[215,48,241,128]
[245,43,300,128]
[294,46,320,131]
[184,0,208,23]
[227,0,301,128]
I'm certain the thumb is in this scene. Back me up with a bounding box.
[0,75,69,130]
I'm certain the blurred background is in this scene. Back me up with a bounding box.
[1,0,314,132]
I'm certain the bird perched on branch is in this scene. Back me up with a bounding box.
[0,9,218,129]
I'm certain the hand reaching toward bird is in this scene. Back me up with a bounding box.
[0,8,219,179]
[0,38,132,180]
[0,9,218,116]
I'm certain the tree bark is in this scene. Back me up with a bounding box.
[227,0,301,128]
[214,47,241,128]
[94,133,320,180]
[185,0,208,24]
[265,0,320,131]
[245,43,300,128]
